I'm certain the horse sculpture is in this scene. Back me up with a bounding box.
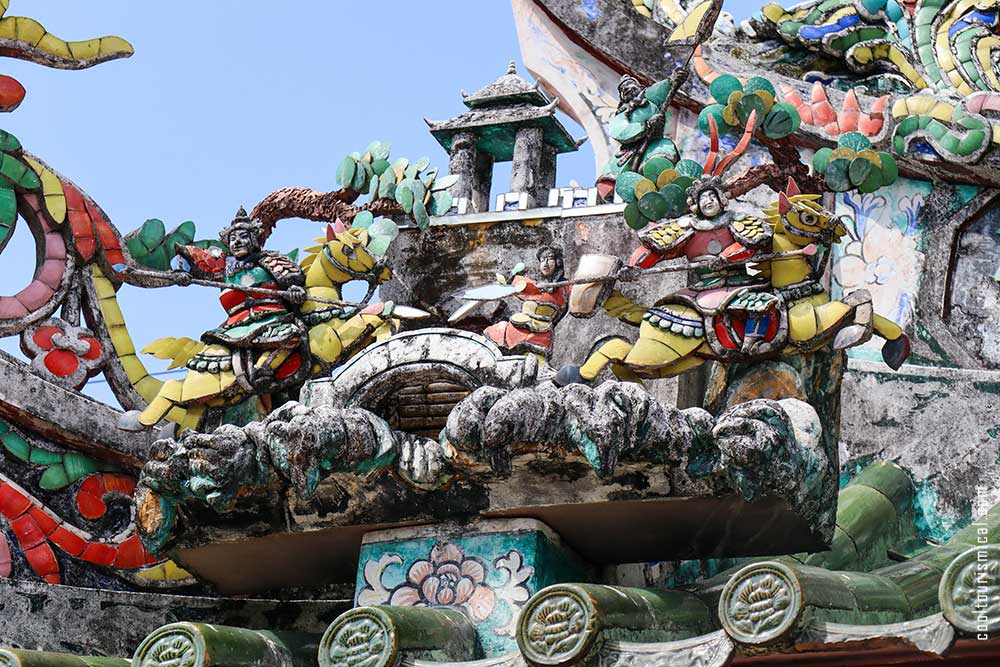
[121,222,401,432]
[559,179,910,384]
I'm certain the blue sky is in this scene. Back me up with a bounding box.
[0,1,759,402]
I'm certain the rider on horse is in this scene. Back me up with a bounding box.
[120,207,313,431]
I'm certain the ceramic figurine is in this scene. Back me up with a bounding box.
[557,95,909,385]
[118,211,401,432]
[481,246,572,361]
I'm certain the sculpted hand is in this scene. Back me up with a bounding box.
[285,285,307,305]
[171,271,192,287]
[617,265,643,282]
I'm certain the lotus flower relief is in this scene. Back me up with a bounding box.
[389,543,496,622]
[834,191,924,334]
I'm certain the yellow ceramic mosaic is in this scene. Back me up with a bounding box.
[24,156,66,225]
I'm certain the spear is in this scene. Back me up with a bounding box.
[447,243,819,322]
[616,1,720,171]
[115,265,368,309]
[535,244,818,289]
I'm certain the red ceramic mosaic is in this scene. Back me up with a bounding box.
[0,472,163,584]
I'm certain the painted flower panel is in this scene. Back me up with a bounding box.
[833,183,929,359]
[388,543,497,622]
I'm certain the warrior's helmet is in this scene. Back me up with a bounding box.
[683,111,759,220]
[219,206,263,250]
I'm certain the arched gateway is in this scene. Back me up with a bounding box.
[302,328,548,435]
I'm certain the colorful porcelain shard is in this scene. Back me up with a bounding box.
[118,211,402,432]
[124,219,223,272]
[560,176,910,385]
[0,1,132,113]
[550,43,911,388]
[699,74,801,141]
[253,141,452,233]
[19,318,105,390]
[752,0,1000,161]
[475,247,572,360]
[0,418,192,586]
[813,132,899,193]
[780,83,889,138]
[598,0,721,197]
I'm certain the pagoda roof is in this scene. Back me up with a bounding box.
[460,61,550,109]
[426,61,580,161]
[425,102,579,161]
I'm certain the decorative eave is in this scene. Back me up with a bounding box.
[461,61,550,109]
[425,101,579,161]
[0,349,152,469]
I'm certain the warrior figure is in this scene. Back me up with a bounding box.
[558,120,773,384]
[195,206,310,393]
[484,246,571,361]
[615,74,669,172]
[121,207,313,431]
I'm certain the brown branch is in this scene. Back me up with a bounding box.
[726,163,780,198]
[726,136,825,197]
[360,198,406,218]
[761,137,824,192]
[251,187,408,238]
[251,187,359,238]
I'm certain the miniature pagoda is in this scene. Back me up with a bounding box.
[426,61,581,211]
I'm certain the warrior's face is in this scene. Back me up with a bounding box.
[539,251,559,278]
[619,78,643,102]
[697,189,723,219]
[537,247,564,280]
[227,227,260,259]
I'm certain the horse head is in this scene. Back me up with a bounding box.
[306,224,392,287]
[769,178,848,246]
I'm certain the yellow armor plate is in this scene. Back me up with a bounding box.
[729,214,772,248]
[639,220,694,253]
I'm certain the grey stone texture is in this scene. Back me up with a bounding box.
[380,206,686,407]
[946,199,1000,368]
[841,360,1000,541]
[140,345,834,594]
[448,132,493,214]
[510,127,556,206]
[0,577,347,656]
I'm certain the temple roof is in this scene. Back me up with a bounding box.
[10,463,1000,666]
[460,61,550,109]
[425,62,580,161]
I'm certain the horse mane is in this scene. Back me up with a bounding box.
[300,224,365,272]
[300,237,328,272]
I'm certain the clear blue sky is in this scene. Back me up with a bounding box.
[0,1,759,402]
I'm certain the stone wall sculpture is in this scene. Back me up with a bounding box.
[136,352,836,558]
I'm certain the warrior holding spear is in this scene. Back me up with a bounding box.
[117,207,316,431]
[119,207,416,432]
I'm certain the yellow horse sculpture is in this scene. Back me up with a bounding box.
[129,226,398,431]
[561,180,910,384]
